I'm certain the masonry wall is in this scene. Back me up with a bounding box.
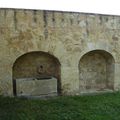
[0,8,120,96]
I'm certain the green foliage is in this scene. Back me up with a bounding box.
[0,92,120,120]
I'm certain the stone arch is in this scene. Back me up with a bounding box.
[12,51,61,97]
[79,50,115,93]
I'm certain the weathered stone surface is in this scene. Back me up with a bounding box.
[0,8,120,96]
[79,50,114,93]
[13,52,60,80]
[16,77,57,96]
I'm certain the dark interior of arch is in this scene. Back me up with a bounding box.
[79,50,115,93]
[13,51,61,96]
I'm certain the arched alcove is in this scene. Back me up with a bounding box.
[79,50,115,93]
[13,51,61,97]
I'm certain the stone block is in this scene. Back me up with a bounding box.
[16,77,57,97]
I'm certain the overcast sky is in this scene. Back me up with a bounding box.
[0,0,120,16]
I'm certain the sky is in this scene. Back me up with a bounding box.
[0,0,120,16]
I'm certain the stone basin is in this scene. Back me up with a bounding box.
[15,77,57,97]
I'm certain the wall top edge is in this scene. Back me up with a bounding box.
[0,7,120,17]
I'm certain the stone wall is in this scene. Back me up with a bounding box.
[0,8,120,96]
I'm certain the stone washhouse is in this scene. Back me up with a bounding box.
[0,8,120,97]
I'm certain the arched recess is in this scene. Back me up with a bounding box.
[12,51,61,96]
[79,50,115,93]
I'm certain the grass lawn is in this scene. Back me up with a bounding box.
[0,92,120,120]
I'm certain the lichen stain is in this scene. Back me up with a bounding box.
[14,11,17,30]
[0,27,7,34]
[43,11,47,27]
[62,83,71,95]
[44,28,48,39]
[33,10,37,23]
[52,12,55,25]
[85,18,89,36]
[112,35,119,41]
[99,16,102,25]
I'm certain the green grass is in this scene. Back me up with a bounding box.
[0,92,120,120]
